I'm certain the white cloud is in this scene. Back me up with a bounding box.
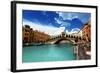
[66,30,70,34]
[72,15,78,19]
[23,19,81,36]
[61,22,71,27]
[54,17,71,27]
[56,11,62,17]
[57,12,79,20]
[58,12,63,17]
[23,19,64,36]
[66,13,78,20]
[59,26,65,32]
[54,18,62,24]
[65,28,80,34]
[71,28,80,34]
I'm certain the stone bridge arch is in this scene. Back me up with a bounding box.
[54,38,75,44]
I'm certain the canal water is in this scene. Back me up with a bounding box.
[22,43,76,63]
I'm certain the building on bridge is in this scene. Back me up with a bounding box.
[61,32,65,37]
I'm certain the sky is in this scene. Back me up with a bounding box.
[22,10,91,36]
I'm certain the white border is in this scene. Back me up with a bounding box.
[16,3,96,70]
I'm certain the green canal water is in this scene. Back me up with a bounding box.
[22,43,76,63]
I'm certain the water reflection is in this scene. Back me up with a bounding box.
[23,43,76,62]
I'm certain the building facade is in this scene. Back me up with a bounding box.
[22,25,50,44]
[82,20,91,42]
[22,25,31,43]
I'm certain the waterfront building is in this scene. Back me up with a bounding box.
[33,30,50,43]
[82,20,91,42]
[23,25,50,44]
[29,28,34,43]
[22,25,30,43]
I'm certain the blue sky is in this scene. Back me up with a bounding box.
[22,10,90,36]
